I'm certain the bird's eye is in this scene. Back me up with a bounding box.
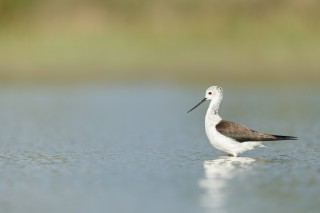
[208,92,212,95]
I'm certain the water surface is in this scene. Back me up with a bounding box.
[0,85,319,213]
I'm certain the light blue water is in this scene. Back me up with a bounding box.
[0,85,319,213]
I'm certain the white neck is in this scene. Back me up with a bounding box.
[205,97,222,124]
[207,96,222,115]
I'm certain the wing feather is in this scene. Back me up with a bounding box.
[215,120,296,142]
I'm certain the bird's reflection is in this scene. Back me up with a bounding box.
[199,156,256,213]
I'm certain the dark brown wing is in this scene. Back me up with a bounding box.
[216,120,297,142]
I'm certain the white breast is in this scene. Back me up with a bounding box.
[205,119,238,154]
[205,115,264,156]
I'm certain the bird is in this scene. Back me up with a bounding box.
[187,86,297,157]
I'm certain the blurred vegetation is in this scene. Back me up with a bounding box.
[0,0,320,84]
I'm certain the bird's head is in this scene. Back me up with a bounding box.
[187,86,223,113]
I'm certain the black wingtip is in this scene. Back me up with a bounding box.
[273,135,298,140]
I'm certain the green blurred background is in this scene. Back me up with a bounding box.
[0,0,319,85]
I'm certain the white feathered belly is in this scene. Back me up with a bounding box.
[205,125,265,156]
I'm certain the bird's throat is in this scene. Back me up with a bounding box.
[207,99,221,116]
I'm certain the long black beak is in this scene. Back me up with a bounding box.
[187,98,207,113]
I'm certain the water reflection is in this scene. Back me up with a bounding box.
[199,157,256,213]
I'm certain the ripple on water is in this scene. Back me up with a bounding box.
[0,85,319,213]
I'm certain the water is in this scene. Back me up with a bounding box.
[0,84,319,213]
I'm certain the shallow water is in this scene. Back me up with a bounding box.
[0,84,319,213]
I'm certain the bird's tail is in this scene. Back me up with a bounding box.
[272,135,298,141]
